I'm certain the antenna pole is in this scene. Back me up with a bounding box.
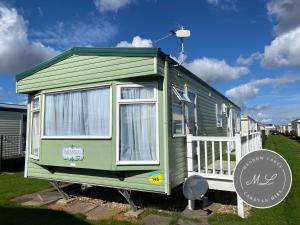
[181,38,185,55]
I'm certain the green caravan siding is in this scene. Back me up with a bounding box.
[0,111,22,135]
[167,66,240,189]
[17,55,159,93]
[27,161,165,193]
[26,76,167,194]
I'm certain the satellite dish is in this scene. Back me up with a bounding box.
[183,175,209,200]
[153,25,191,65]
[175,28,191,38]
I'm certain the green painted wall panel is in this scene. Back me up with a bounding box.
[167,66,240,188]
[17,55,159,93]
[27,161,165,193]
[0,111,22,135]
[39,139,112,170]
[19,58,153,85]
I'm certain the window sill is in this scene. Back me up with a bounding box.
[172,134,186,138]
[116,161,160,165]
[41,136,112,140]
[29,155,39,160]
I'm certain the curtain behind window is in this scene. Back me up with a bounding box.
[31,112,40,156]
[44,87,110,136]
[119,87,156,161]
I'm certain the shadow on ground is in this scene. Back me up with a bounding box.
[0,206,90,225]
[0,158,25,172]
[65,184,236,212]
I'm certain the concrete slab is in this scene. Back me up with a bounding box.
[181,207,209,221]
[86,205,122,220]
[142,214,172,225]
[65,202,97,214]
[56,198,76,206]
[21,191,63,207]
[124,209,144,218]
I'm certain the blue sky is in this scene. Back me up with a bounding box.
[0,0,300,124]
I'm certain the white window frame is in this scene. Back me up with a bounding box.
[116,82,159,165]
[216,103,223,127]
[29,95,40,160]
[172,85,186,137]
[187,89,198,135]
[41,84,112,139]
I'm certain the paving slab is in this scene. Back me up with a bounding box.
[86,205,122,220]
[65,202,97,214]
[21,191,63,207]
[142,214,172,225]
[56,198,76,206]
[124,209,144,218]
[176,218,208,225]
[181,207,208,220]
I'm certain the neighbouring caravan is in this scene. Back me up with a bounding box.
[291,119,300,138]
[16,47,241,196]
[241,115,258,135]
[288,123,292,133]
[264,124,276,135]
[0,103,27,159]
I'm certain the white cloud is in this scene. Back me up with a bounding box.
[225,74,300,108]
[255,112,273,124]
[263,26,300,67]
[94,0,132,12]
[185,57,249,82]
[236,52,262,66]
[205,0,237,11]
[32,19,117,50]
[206,0,218,5]
[247,104,271,112]
[261,118,273,124]
[116,36,153,47]
[267,0,300,35]
[0,4,58,75]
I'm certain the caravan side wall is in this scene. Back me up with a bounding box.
[292,120,300,137]
[18,54,170,194]
[166,64,240,189]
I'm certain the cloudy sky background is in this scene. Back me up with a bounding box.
[1,0,300,124]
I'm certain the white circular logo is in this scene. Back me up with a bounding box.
[233,149,292,208]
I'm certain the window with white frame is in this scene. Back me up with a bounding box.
[118,84,158,163]
[30,96,40,159]
[43,86,111,138]
[216,103,223,127]
[172,86,187,136]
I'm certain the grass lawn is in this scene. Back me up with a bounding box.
[209,135,300,225]
[0,172,138,225]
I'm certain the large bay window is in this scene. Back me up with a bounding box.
[43,86,111,138]
[117,84,158,164]
[30,96,40,159]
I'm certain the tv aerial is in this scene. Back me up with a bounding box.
[154,26,191,65]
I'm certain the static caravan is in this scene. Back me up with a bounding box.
[264,124,275,135]
[0,103,27,159]
[241,115,258,135]
[291,119,300,138]
[288,123,292,133]
[16,47,240,199]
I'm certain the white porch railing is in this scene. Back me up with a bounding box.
[186,131,262,218]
